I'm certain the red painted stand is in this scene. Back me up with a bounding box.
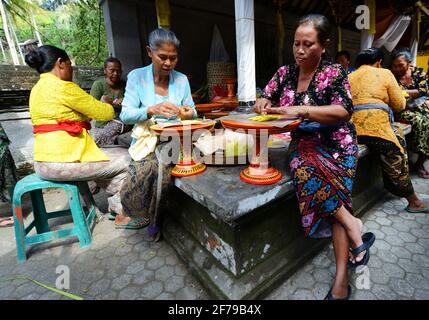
[220,118,301,185]
[151,122,216,177]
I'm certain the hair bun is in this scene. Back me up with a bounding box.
[25,50,44,70]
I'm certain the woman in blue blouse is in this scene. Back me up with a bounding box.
[114,28,196,240]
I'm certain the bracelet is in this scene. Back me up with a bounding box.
[301,106,310,120]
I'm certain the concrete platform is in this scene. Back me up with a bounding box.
[0,113,33,176]
[163,144,389,299]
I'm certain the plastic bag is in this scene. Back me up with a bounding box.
[194,129,253,157]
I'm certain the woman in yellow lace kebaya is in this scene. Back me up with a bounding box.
[25,45,131,215]
[349,48,429,213]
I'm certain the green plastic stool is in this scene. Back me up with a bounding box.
[12,173,98,263]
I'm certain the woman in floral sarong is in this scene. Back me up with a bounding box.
[255,14,375,300]
[391,49,429,178]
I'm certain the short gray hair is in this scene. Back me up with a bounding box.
[148,28,180,51]
[392,48,412,63]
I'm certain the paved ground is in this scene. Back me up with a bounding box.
[268,175,429,300]
[0,174,428,300]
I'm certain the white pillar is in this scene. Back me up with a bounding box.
[359,0,374,50]
[234,0,256,113]
[410,13,419,65]
[360,29,374,50]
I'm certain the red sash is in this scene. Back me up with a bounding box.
[33,120,91,137]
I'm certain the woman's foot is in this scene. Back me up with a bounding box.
[405,192,429,213]
[349,218,365,264]
[407,199,428,211]
[416,167,429,179]
[0,217,14,228]
[114,213,150,229]
[414,154,428,178]
[328,282,350,300]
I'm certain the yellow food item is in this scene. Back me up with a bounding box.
[249,115,282,122]
[402,90,410,98]
[180,120,203,125]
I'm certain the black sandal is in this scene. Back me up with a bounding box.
[348,232,376,269]
[325,285,352,300]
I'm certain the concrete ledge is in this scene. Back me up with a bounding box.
[173,122,411,224]
[0,115,34,177]
[174,148,294,223]
[163,214,329,299]
[174,143,374,223]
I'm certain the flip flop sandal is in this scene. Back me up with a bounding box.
[404,205,429,214]
[324,285,352,300]
[115,216,150,230]
[0,217,14,228]
[348,232,376,269]
[107,212,117,221]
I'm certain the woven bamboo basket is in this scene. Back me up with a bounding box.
[207,62,236,101]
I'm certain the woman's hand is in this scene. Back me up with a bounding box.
[148,102,180,118]
[266,105,350,124]
[406,89,421,99]
[112,97,123,105]
[178,106,194,120]
[100,95,113,104]
[265,106,303,117]
[254,98,272,114]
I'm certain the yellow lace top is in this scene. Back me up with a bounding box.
[349,65,406,152]
[30,73,115,162]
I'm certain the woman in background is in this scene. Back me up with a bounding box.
[350,48,429,213]
[90,57,130,146]
[391,49,429,179]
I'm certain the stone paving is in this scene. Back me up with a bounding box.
[0,175,428,300]
[268,175,429,300]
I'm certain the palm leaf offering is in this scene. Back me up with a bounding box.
[156,119,207,128]
[249,114,282,122]
[180,120,204,125]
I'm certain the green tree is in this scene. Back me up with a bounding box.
[0,0,43,64]
[67,0,108,66]
[2,0,108,66]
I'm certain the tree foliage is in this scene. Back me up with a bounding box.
[67,0,108,66]
[2,0,108,66]
[40,0,73,11]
